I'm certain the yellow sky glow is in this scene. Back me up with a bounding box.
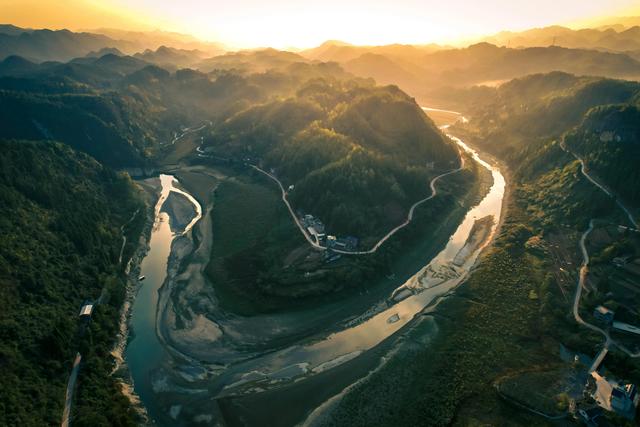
[1,0,639,48]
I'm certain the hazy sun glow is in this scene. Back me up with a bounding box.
[2,0,639,48]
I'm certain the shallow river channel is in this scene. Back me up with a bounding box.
[124,112,506,425]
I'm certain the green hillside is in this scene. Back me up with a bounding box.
[453,72,640,215]
[207,80,458,237]
[564,104,640,207]
[0,140,143,426]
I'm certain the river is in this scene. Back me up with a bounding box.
[124,112,506,425]
[124,174,203,420]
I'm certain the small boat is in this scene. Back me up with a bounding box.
[138,275,146,281]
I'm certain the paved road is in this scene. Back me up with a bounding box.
[251,149,464,255]
[590,346,610,373]
[170,121,211,145]
[561,141,637,228]
[250,165,326,250]
[572,220,608,338]
[61,352,82,427]
[565,141,640,368]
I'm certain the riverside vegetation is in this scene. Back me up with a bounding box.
[0,141,144,426]
[3,19,640,426]
[0,41,473,422]
[320,71,640,426]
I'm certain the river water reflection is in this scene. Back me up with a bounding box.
[125,113,506,424]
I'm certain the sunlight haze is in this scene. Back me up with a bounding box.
[2,0,639,48]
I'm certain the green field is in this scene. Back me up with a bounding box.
[205,170,307,313]
[205,152,489,316]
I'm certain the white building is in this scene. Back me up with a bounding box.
[79,304,94,318]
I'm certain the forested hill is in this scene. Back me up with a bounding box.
[207,80,459,237]
[452,71,640,220]
[0,50,460,239]
[0,140,143,426]
[0,89,162,167]
[0,53,353,167]
[0,25,224,63]
[564,104,640,207]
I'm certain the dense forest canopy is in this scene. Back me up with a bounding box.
[0,51,357,167]
[4,19,640,427]
[207,78,458,237]
[565,104,640,206]
[0,140,142,426]
[0,45,460,238]
[452,71,640,223]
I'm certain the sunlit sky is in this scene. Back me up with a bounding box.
[2,0,640,48]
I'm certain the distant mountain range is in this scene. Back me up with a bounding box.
[480,24,640,58]
[0,24,224,63]
[4,22,640,106]
[300,40,640,104]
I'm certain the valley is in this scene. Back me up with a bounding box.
[2,6,640,427]
[121,110,503,425]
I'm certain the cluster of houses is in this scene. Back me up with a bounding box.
[594,305,640,337]
[586,371,640,423]
[588,305,640,421]
[301,214,326,244]
[298,212,359,255]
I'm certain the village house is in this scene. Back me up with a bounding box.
[611,383,639,419]
[593,306,615,325]
[79,303,94,318]
[591,371,640,420]
[612,321,640,336]
[307,226,326,244]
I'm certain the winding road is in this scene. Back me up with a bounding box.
[250,144,465,255]
[561,141,638,229]
[61,353,81,427]
[62,205,139,426]
[170,121,211,145]
[564,142,640,368]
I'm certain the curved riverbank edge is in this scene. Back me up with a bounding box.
[250,156,465,255]
[295,126,512,426]
[110,178,161,424]
[124,111,509,425]
[205,125,508,425]
[113,174,206,423]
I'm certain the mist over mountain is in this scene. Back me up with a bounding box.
[481,24,640,58]
[3,8,640,427]
[133,46,207,69]
[300,40,640,104]
[0,25,224,63]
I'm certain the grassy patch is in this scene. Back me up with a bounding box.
[205,172,306,313]
[205,150,490,315]
[322,201,562,427]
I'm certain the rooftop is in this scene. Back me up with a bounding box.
[79,304,94,317]
[613,321,640,335]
